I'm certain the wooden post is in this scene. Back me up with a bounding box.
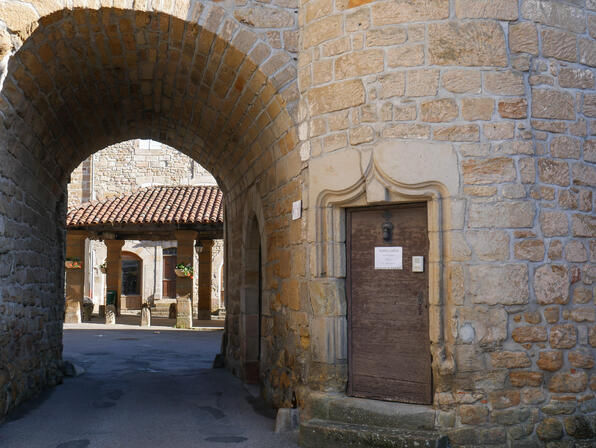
[175,230,198,328]
[65,230,89,323]
[198,239,214,321]
[105,239,125,319]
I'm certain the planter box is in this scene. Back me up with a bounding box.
[175,268,193,278]
[65,260,82,269]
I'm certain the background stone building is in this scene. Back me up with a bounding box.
[0,1,595,446]
[67,139,225,316]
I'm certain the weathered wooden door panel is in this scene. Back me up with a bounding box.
[347,203,432,404]
[163,255,177,299]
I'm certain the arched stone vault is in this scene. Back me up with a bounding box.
[1,7,298,197]
[0,3,302,413]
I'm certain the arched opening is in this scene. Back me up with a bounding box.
[241,216,262,384]
[0,5,300,418]
[121,251,142,311]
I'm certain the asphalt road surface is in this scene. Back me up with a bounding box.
[0,327,299,448]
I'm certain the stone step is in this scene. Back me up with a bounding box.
[309,393,437,432]
[299,418,449,448]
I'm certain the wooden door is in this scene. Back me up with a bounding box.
[163,255,177,299]
[347,203,432,404]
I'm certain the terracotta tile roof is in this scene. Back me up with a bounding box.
[67,186,223,227]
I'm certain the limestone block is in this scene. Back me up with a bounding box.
[428,21,507,67]
[434,124,479,142]
[565,240,587,263]
[366,27,407,47]
[490,351,531,369]
[583,93,596,117]
[542,29,577,62]
[307,80,365,116]
[234,6,294,28]
[379,72,405,99]
[548,371,588,393]
[512,326,547,343]
[509,371,543,387]
[521,0,585,33]
[461,98,493,121]
[537,351,563,371]
[421,98,458,123]
[374,141,460,195]
[538,159,570,186]
[559,68,595,90]
[484,71,525,95]
[579,37,596,67]
[514,240,545,262]
[571,163,596,187]
[387,44,424,68]
[550,324,577,349]
[455,0,518,20]
[497,99,527,119]
[466,230,509,261]
[442,70,481,94]
[459,405,488,425]
[536,417,564,441]
[303,15,342,48]
[335,50,384,79]
[467,264,529,305]
[532,89,575,120]
[569,349,595,369]
[462,157,515,185]
[571,213,596,237]
[310,316,346,363]
[105,305,116,325]
[382,123,430,139]
[534,265,569,305]
[540,211,569,237]
[405,69,439,97]
[489,390,520,410]
[509,22,538,54]
[371,0,449,26]
[550,136,581,159]
[468,201,535,228]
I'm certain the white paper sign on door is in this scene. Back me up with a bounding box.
[374,246,403,270]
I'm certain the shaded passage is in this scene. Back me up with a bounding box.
[0,329,298,448]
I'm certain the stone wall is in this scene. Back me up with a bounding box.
[0,0,594,445]
[298,0,596,445]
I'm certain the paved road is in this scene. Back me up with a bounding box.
[0,328,299,448]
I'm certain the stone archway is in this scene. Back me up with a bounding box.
[0,4,301,416]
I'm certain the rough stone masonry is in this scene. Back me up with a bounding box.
[0,0,594,446]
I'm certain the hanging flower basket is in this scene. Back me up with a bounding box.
[99,261,107,274]
[175,263,193,279]
[65,258,82,269]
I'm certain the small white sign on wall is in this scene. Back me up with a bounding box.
[292,200,302,220]
[374,247,403,270]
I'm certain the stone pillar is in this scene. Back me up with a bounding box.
[105,239,125,321]
[65,230,89,323]
[175,230,198,329]
[198,239,214,321]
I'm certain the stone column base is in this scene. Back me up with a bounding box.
[64,301,82,324]
[105,305,116,324]
[176,298,193,329]
[141,304,151,327]
[197,309,211,321]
